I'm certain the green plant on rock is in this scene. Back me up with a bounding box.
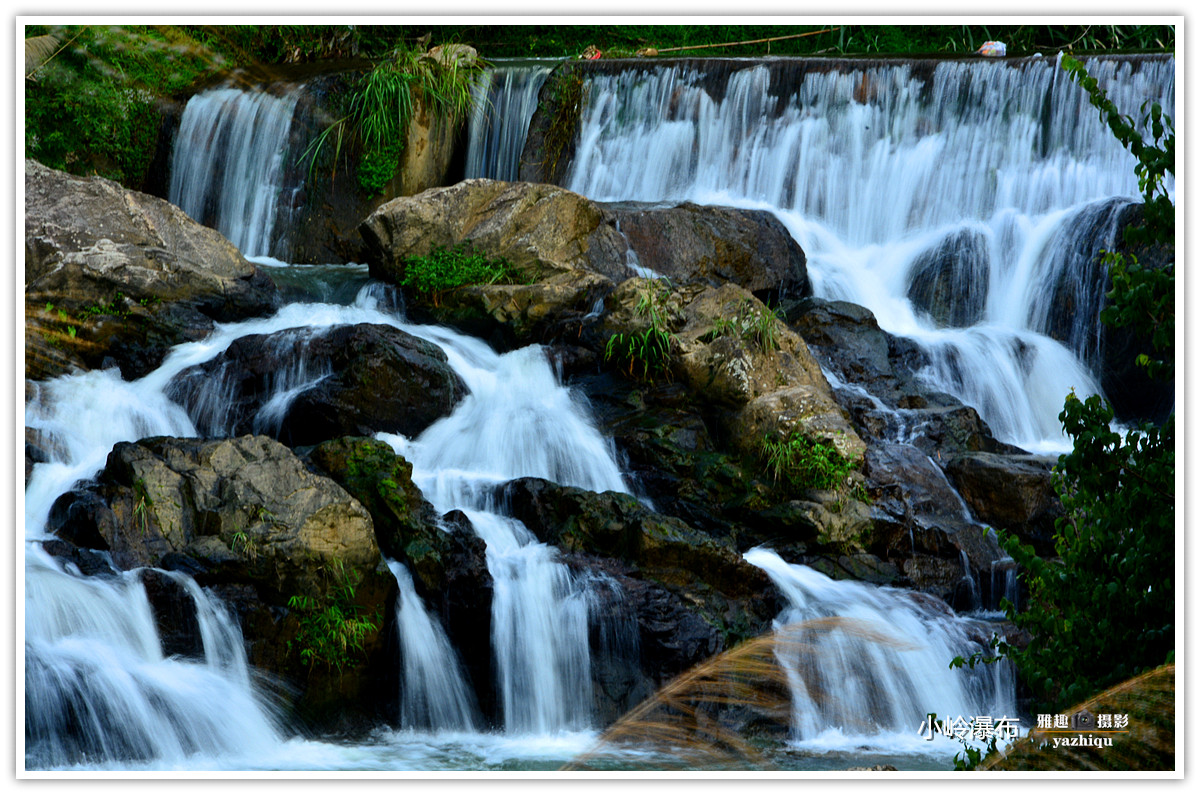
[540,65,585,182]
[301,41,483,196]
[399,242,517,302]
[760,431,857,495]
[704,298,783,353]
[286,559,381,673]
[604,278,677,382]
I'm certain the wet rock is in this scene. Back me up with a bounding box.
[50,433,395,732]
[304,436,496,721]
[906,227,990,328]
[138,568,204,659]
[168,323,465,446]
[498,477,782,651]
[24,159,277,381]
[943,451,1062,555]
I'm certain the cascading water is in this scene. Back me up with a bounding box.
[378,326,631,735]
[564,55,1174,452]
[168,85,303,257]
[465,60,555,180]
[745,548,1016,751]
[388,560,482,732]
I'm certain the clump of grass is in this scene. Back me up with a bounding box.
[760,431,857,494]
[604,278,677,382]
[399,242,517,302]
[302,42,483,196]
[705,298,784,353]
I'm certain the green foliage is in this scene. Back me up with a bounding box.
[604,279,677,382]
[24,25,221,186]
[995,395,1174,712]
[760,432,856,494]
[399,242,517,299]
[301,42,483,196]
[286,559,380,672]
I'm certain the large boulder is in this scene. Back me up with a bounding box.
[24,159,278,381]
[906,227,990,328]
[361,179,630,283]
[498,477,781,634]
[607,201,809,301]
[359,180,811,346]
[43,434,395,732]
[167,323,466,446]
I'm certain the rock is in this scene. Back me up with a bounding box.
[362,179,631,283]
[48,434,395,731]
[498,477,782,663]
[606,201,810,301]
[360,180,812,347]
[304,436,496,720]
[24,159,277,381]
[906,228,990,327]
[86,436,383,595]
[633,283,864,462]
[138,568,204,659]
[168,323,466,446]
[943,452,1062,555]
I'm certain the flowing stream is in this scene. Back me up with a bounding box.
[24,53,1174,771]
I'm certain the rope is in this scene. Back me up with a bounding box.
[651,28,840,55]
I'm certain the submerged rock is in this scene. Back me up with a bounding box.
[24,159,277,381]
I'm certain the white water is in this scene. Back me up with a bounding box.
[465,60,556,181]
[378,326,630,735]
[168,85,303,257]
[745,548,1016,752]
[388,561,481,732]
[565,55,1174,452]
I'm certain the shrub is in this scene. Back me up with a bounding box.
[286,560,381,672]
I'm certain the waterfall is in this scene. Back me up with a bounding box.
[388,561,481,732]
[168,85,303,258]
[381,328,630,734]
[465,60,555,180]
[25,545,283,769]
[744,548,1015,745]
[564,55,1174,452]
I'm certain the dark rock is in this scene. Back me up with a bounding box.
[46,486,113,551]
[168,323,466,446]
[906,228,990,327]
[138,569,204,659]
[37,539,119,578]
[943,452,1062,555]
[24,159,277,381]
[604,201,810,302]
[498,477,783,658]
